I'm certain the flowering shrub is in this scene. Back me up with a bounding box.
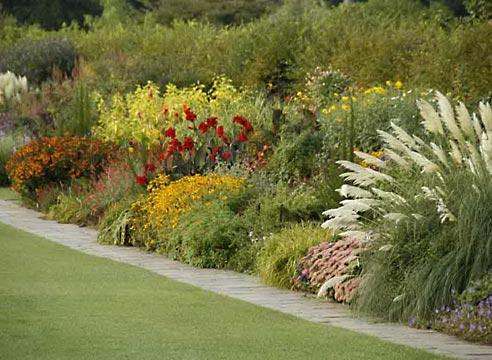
[293,236,363,304]
[432,274,492,344]
[130,110,256,185]
[6,136,117,201]
[130,174,244,249]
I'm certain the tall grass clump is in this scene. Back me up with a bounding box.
[257,224,333,288]
[322,91,492,321]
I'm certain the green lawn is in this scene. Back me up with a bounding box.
[0,222,447,360]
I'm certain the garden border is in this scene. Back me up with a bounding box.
[1,199,491,360]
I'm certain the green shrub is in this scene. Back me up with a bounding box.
[165,201,252,271]
[47,187,88,223]
[242,175,341,238]
[319,85,425,158]
[152,0,281,25]
[257,224,332,288]
[0,37,77,84]
[98,198,136,246]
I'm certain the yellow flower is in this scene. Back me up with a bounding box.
[341,96,350,103]
[321,108,329,114]
[395,80,403,89]
[386,80,393,87]
[341,104,350,112]
[128,147,134,153]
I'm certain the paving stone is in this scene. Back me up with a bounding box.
[1,199,491,360]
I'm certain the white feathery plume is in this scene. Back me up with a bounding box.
[337,184,373,199]
[383,213,408,224]
[449,140,463,165]
[321,214,361,230]
[466,158,477,175]
[323,207,357,218]
[437,91,464,143]
[417,99,444,135]
[455,102,474,139]
[430,142,448,166]
[354,151,385,168]
[479,102,492,133]
[406,150,440,173]
[338,161,394,187]
[378,130,410,153]
[466,141,484,176]
[340,198,382,212]
[384,149,410,168]
[390,122,418,149]
[372,188,407,205]
[472,113,483,139]
[480,131,492,174]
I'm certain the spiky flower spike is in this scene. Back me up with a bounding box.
[322,92,492,241]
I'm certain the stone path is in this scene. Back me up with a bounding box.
[1,199,492,360]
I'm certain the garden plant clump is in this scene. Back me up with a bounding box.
[1,0,492,347]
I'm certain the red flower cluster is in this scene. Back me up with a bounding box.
[198,117,219,134]
[183,105,197,122]
[233,115,254,132]
[164,127,176,138]
[136,175,148,186]
[131,109,259,184]
[233,115,254,143]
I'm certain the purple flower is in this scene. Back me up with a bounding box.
[470,323,476,332]
[459,323,465,330]
[409,317,416,327]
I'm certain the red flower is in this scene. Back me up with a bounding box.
[167,138,183,154]
[158,152,167,161]
[183,136,194,151]
[242,120,253,132]
[136,175,148,186]
[164,127,176,138]
[144,163,156,173]
[206,117,218,128]
[216,126,225,138]
[221,151,232,161]
[233,115,253,132]
[198,122,209,134]
[233,115,247,126]
[237,132,248,143]
[209,146,221,162]
[184,108,197,122]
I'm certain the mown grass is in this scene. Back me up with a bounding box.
[0,222,448,360]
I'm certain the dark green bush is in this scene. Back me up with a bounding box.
[242,175,341,238]
[152,0,281,25]
[0,37,77,84]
